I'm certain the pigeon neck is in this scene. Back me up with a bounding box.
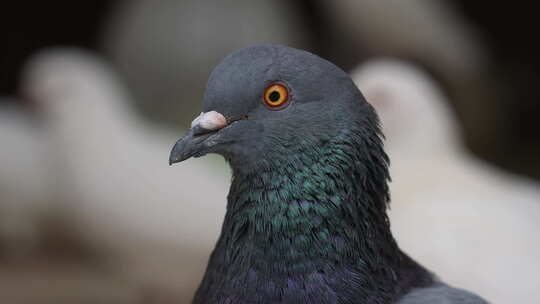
[194,125,425,303]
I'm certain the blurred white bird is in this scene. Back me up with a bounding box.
[323,0,487,77]
[102,0,308,127]
[352,59,540,304]
[0,99,56,255]
[20,49,231,301]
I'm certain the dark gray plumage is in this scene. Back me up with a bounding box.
[169,44,488,304]
[397,283,488,304]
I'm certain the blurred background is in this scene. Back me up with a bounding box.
[1,1,539,303]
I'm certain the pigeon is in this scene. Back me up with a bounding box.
[352,58,540,304]
[169,45,487,303]
[20,48,231,300]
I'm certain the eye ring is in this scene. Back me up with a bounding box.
[263,83,290,110]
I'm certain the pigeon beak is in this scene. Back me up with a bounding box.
[169,111,228,165]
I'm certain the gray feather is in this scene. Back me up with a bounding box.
[398,283,489,304]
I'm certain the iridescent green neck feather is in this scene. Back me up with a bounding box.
[193,104,432,304]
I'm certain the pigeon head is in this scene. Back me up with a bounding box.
[170,45,373,171]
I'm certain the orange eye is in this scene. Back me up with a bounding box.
[263,83,289,109]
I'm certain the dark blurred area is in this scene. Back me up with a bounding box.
[1,1,539,303]
[0,2,112,94]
